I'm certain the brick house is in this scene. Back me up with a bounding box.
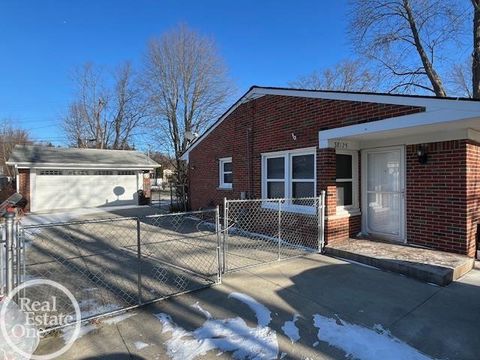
[181,86,480,258]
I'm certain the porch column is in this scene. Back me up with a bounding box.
[317,148,336,217]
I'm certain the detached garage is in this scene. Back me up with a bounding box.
[7,145,160,212]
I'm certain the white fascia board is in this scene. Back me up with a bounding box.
[318,109,480,148]
[180,152,189,162]
[252,87,480,111]
[180,89,265,161]
[12,163,157,170]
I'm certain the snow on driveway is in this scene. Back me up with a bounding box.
[156,293,278,360]
[313,314,435,360]
[155,292,437,360]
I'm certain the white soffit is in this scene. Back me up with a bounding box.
[319,109,480,149]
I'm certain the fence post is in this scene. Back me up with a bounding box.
[222,198,228,274]
[4,212,15,296]
[215,206,222,284]
[318,191,326,253]
[278,199,282,260]
[15,220,21,297]
[136,217,143,305]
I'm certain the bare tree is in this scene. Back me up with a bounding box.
[290,59,380,92]
[142,24,234,193]
[0,121,30,177]
[451,60,473,98]
[472,0,480,98]
[349,0,466,96]
[63,62,146,149]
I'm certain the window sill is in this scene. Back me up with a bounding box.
[328,207,361,220]
[261,201,316,215]
[217,186,233,191]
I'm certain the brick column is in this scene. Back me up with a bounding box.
[317,148,336,217]
[17,169,30,212]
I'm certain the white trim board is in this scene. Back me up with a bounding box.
[12,164,157,170]
[319,110,480,149]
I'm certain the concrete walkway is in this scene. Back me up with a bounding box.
[36,254,480,360]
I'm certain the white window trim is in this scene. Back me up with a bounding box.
[261,147,316,214]
[219,157,232,189]
[336,149,359,215]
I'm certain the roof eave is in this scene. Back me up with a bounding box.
[8,162,160,169]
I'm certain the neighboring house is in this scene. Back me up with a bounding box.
[181,86,480,258]
[7,145,160,212]
[150,168,174,188]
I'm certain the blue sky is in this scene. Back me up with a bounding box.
[0,1,351,148]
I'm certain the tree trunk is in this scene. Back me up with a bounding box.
[403,0,447,97]
[473,0,480,99]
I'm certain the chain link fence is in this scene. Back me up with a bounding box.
[0,194,325,331]
[223,195,325,273]
[1,209,220,329]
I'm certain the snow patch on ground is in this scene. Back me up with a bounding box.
[191,302,212,319]
[155,293,278,359]
[228,292,271,327]
[313,314,434,360]
[134,341,149,350]
[281,314,300,343]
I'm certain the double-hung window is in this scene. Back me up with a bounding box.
[265,157,285,198]
[336,150,358,212]
[262,148,316,212]
[219,157,232,189]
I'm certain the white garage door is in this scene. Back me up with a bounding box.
[32,169,141,212]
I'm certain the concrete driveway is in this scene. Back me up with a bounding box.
[35,254,480,360]
[21,205,166,225]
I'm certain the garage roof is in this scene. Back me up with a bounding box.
[7,145,160,169]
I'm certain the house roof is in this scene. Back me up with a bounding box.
[7,145,160,169]
[180,86,480,161]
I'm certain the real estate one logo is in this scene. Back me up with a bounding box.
[0,279,81,360]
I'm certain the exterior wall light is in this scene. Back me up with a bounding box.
[417,144,428,164]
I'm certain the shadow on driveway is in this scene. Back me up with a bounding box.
[35,255,480,360]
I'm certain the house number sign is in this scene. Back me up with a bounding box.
[334,141,349,149]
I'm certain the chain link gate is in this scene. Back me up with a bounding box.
[222,193,325,273]
[1,209,221,331]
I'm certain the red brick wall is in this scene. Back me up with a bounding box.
[17,169,30,212]
[406,140,473,256]
[189,94,424,245]
[466,141,480,257]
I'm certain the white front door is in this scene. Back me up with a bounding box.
[362,146,405,242]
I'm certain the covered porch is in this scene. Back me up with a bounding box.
[319,103,480,258]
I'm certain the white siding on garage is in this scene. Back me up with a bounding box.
[32,169,141,212]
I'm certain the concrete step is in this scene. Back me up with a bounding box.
[325,239,475,286]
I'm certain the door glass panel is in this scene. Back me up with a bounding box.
[267,181,284,198]
[367,193,400,235]
[292,155,314,179]
[367,151,400,192]
[267,157,285,179]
